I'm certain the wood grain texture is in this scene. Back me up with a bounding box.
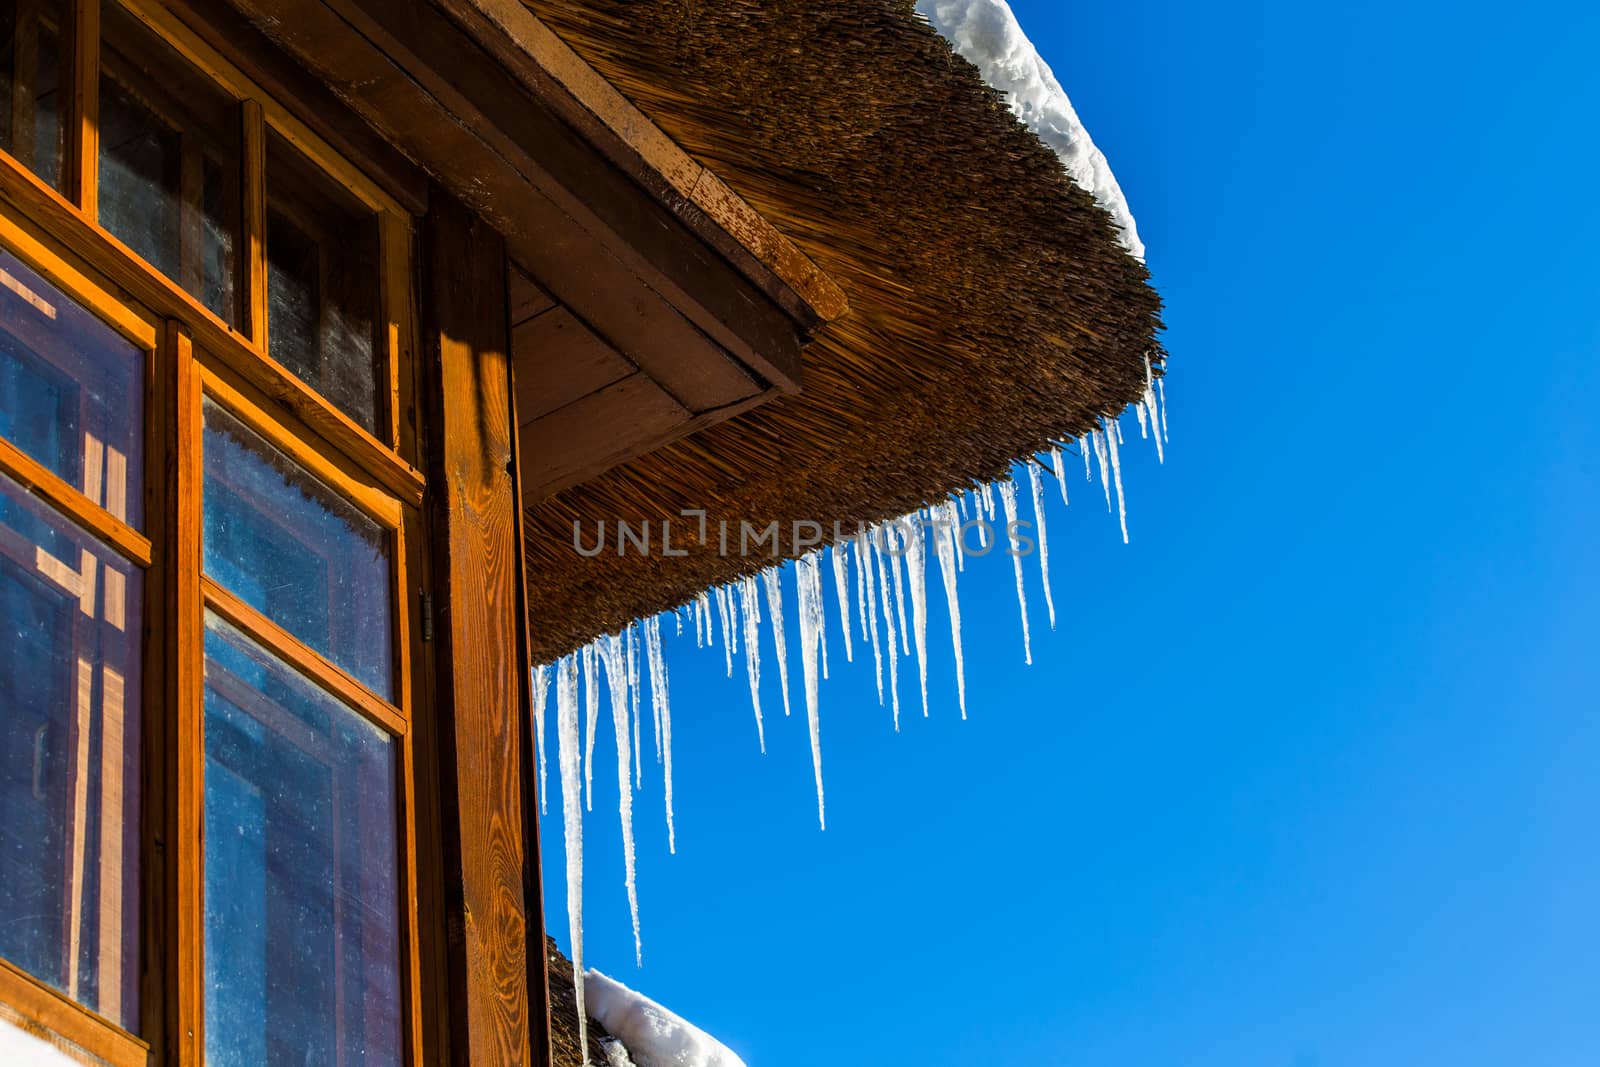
[518,371,690,499]
[507,264,554,327]
[510,308,633,423]
[422,192,531,1066]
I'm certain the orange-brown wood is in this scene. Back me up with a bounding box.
[507,262,554,327]
[422,191,532,1066]
[511,307,635,423]
[201,575,410,737]
[165,322,204,1067]
[0,959,149,1067]
[0,433,152,565]
[66,0,99,215]
[240,97,268,349]
[0,150,428,509]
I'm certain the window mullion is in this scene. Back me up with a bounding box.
[64,0,96,214]
[240,97,267,349]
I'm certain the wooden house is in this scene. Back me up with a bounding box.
[0,0,1161,1063]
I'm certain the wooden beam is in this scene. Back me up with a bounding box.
[218,0,812,396]
[421,191,534,1066]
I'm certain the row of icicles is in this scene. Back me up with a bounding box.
[538,367,1167,1065]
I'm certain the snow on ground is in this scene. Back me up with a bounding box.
[0,1017,83,1065]
[585,970,746,1067]
[916,0,1145,259]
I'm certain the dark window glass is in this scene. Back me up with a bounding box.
[99,0,239,324]
[0,471,141,1028]
[0,247,144,528]
[201,399,393,697]
[0,0,65,191]
[266,130,381,433]
[202,610,402,1067]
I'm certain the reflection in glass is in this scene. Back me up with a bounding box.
[203,610,402,1067]
[201,398,394,697]
[0,0,65,191]
[0,471,141,1028]
[99,0,239,323]
[0,246,144,529]
[266,130,381,433]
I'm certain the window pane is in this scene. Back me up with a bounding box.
[201,398,394,697]
[266,130,381,433]
[0,471,141,1029]
[0,246,144,529]
[99,0,240,324]
[0,0,65,191]
[203,610,402,1067]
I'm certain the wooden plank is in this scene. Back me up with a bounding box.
[518,371,690,497]
[221,0,805,405]
[511,307,634,423]
[421,191,531,1066]
[0,433,153,565]
[66,0,99,215]
[0,959,149,1067]
[201,575,409,737]
[504,310,553,1067]
[241,98,269,349]
[507,262,554,326]
[165,322,205,1067]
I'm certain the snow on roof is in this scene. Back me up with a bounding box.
[0,1017,83,1066]
[584,969,746,1067]
[916,0,1145,260]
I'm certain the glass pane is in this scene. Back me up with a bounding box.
[201,398,394,697]
[99,0,240,324]
[0,471,141,1029]
[266,130,381,433]
[0,246,144,528]
[202,610,402,1067]
[0,0,65,191]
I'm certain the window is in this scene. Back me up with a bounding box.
[0,241,148,1040]
[0,2,424,1064]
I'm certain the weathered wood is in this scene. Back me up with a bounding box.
[519,372,690,498]
[511,308,634,423]
[65,0,99,214]
[507,263,554,327]
[422,191,532,1067]
[219,0,811,399]
[0,959,148,1067]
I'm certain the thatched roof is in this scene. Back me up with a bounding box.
[546,937,621,1067]
[521,0,1163,662]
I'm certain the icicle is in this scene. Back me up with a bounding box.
[1027,462,1057,628]
[713,585,735,677]
[957,492,971,520]
[874,535,903,728]
[998,480,1033,665]
[902,518,931,718]
[582,643,599,812]
[692,593,705,649]
[1051,447,1071,508]
[1092,429,1112,511]
[762,568,793,719]
[1135,400,1149,438]
[853,533,870,643]
[644,617,675,853]
[739,576,766,752]
[930,502,967,718]
[795,554,827,829]
[626,626,641,788]
[533,663,549,815]
[859,534,885,705]
[882,525,911,651]
[1157,376,1170,441]
[1143,354,1165,464]
[599,636,641,965]
[830,543,854,664]
[979,482,997,520]
[1104,416,1129,544]
[814,563,830,682]
[1081,435,1093,481]
[555,656,587,1067]
[949,498,966,571]
[1115,418,1125,445]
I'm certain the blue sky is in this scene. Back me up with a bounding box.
[539,1,1600,1063]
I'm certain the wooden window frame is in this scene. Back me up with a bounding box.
[0,2,432,1064]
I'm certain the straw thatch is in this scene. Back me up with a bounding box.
[546,937,620,1067]
[521,0,1163,662]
